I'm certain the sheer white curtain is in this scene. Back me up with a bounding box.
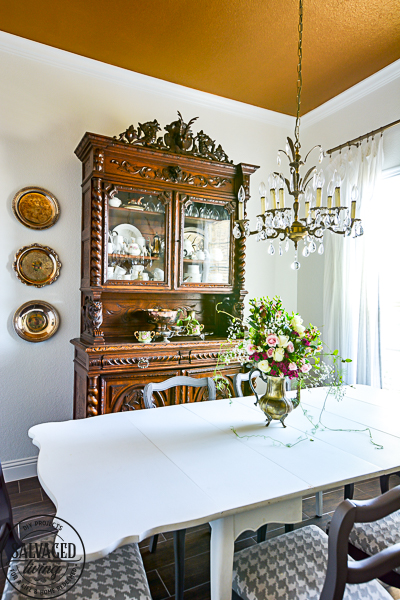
[323,136,384,386]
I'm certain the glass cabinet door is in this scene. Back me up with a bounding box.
[180,198,233,287]
[106,189,169,285]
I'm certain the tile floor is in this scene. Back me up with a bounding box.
[1,474,400,599]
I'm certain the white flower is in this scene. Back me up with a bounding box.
[258,360,271,373]
[294,324,306,337]
[277,335,289,348]
[274,347,285,362]
[290,314,303,328]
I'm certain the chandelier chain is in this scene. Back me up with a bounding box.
[295,0,303,145]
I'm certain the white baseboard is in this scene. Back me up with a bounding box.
[3,456,38,482]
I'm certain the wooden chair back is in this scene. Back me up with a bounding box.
[320,485,400,600]
[142,375,216,409]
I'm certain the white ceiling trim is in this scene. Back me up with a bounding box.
[302,59,400,127]
[0,30,294,129]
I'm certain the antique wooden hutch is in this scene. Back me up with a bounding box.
[71,113,258,418]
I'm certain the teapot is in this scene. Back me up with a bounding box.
[127,242,141,256]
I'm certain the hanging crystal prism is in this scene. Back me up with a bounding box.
[291,249,301,270]
[233,223,242,239]
[309,240,317,253]
[256,216,263,232]
[277,152,281,166]
[285,239,289,252]
[318,243,324,255]
[268,242,275,255]
[278,243,283,256]
[302,245,310,257]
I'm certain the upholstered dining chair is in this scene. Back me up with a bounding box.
[232,485,400,600]
[142,374,216,600]
[0,462,152,600]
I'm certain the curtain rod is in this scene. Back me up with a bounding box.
[325,118,400,156]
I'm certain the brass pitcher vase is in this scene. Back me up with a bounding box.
[249,368,300,427]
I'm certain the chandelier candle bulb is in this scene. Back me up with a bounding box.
[270,188,277,209]
[279,187,285,208]
[316,188,322,207]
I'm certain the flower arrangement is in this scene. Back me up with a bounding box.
[216,296,340,389]
[242,296,322,381]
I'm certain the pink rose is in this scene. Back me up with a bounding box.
[300,363,311,373]
[266,334,279,347]
[267,347,275,358]
[288,362,297,371]
[246,343,256,354]
[286,342,294,353]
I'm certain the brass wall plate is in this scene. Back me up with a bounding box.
[12,187,60,230]
[13,243,61,287]
[13,301,60,342]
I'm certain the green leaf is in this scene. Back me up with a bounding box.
[333,349,338,355]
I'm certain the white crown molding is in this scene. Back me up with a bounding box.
[3,456,37,482]
[302,60,400,127]
[0,30,294,129]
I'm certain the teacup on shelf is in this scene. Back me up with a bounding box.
[134,331,155,344]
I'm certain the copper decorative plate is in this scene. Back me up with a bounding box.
[12,187,60,230]
[13,301,60,342]
[13,243,61,287]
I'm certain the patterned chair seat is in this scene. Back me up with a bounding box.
[2,542,152,600]
[348,508,400,575]
[232,525,391,600]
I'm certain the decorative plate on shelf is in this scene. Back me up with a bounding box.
[13,243,61,287]
[12,187,60,230]
[13,300,60,342]
[112,223,142,240]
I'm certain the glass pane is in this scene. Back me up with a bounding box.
[183,201,231,285]
[107,191,166,283]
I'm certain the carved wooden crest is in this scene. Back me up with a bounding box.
[114,111,232,163]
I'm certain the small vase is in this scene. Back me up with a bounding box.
[249,369,300,427]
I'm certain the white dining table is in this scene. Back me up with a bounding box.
[28,384,400,600]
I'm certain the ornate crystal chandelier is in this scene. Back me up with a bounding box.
[233,0,363,269]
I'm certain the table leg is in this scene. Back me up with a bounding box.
[173,529,186,600]
[315,491,323,517]
[210,515,235,600]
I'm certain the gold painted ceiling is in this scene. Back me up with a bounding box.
[1,0,400,115]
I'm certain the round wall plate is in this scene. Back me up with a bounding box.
[13,243,61,287]
[12,187,60,230]
[13,301,60,342]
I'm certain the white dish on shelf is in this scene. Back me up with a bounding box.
[112,223,142,242]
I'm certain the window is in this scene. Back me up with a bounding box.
[379,172,400,390]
